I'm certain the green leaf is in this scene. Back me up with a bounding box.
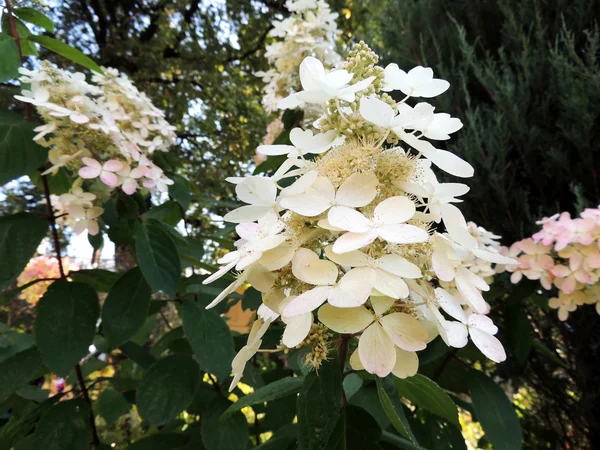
[34,280,100,376]
[0,33,20,82]
[0,111,48,186]
[69,269,119,292]
[297,356,342,450]
[1,15,37,56]
[380,431,426,450]
[95,389,131,425]
[143,201,182,226]
[531,340,569,369]
[395,374,459,426]
[120,341,156,369]
[0,212,48,292]
[181,298,234,381]
[201,398,249,450]
[31,398,91,450]
[375,378,413,440]
[505,306,532,364]
[13,7,55,33]
[469,371,522,450]
[28,36,103,73]
[0,347,45,403]
[343,404,383,450]
[126,433,189,450]
[169,174,192,210]
[136,354,200,425]
[221,376,304,419]
[135,218,181,297]
[102,267,152,348]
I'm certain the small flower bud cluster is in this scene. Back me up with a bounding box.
[207,42,515,391]
[500,207,600,320]
[15,62,176,235]
[255,0,341,117]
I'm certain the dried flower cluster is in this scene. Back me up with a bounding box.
[255,0,341,119]
[500,207,600,320]
[15,63,176,235]
[205,42,515,391]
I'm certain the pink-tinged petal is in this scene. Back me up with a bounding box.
[130,166,147,178]
[379,312,428,351]
[122,178,138,195]
[78,166,101,179]
[72,220,88,235]
[358,323,396,377]
[100,172,119,187]
[103,160,124,172]
[86,220,99,236]
[82,157,101,169]
[469,328,506,363]
[551,265,570,278]
[574,270,593,284]
[510,272,523,284]
[432,251,456,282]
[559,277,576,294]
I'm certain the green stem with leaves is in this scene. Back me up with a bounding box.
[4,1,100,445]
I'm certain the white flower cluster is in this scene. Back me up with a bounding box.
[15,63,176,235]
[255,0,341,116]
[205,43,515,391]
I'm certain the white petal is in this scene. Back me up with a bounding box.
[349,349,364,370]
[203,259,238,284]
[299,56,326,91]
[259,244,295,271]
[328,206,370,233]
[359,96,394,128]
[469,328,506,363]
[425,149,474,178]
[374,269,409,299]
[335,171,379,207]
[431,249,456,282]
[371,296,395,316]
[380,313,428,351]
[332,229,378,254]
[455,268,487,313]
[292,248,338,285]
[374,196,415,224]
[377,255,421,278]
[283,286,331,317]
[324,246,369,267]
[436,315,469,348]
[282,314,313,348]
[359,323,396,377]
[236,177,276,206]
[414,78,450,98]
[378,224,429,244]
[318,304,374,333]
[434,288,466,323]
[391,348,419,379]
[206,275,247,309]
[257,144,296,156]
[224,205,270,223]
[246,265,276,292]
[280,170,318,197]
[328,267,376,308]
[473,248,517,265]
[467,314,498,335]
[381,63,407,92]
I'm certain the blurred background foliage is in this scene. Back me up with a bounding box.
[1,0,599,448]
